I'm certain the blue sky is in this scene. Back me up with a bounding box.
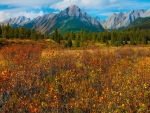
[0,0,150,22]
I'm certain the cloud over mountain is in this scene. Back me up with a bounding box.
[0,0,150,22]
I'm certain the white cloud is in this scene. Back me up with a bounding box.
[14,11,44,19]
[0,0,60,7]
[0,10,44,22]
[50,0,150,11]
[1,0,150,21]
[49,0,126,10]
[0,11,11,21]
[50,0,104,10]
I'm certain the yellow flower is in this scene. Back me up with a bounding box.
[143,84,147,89]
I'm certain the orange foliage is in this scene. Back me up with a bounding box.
[0,45,150,112]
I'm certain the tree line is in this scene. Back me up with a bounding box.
[1,24,150,47]
[0,24,49,40]
[50,28,150,47]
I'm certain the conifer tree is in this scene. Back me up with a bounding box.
[130,37,136,45]
[54,28,58,42]
[63,31,70,40]
[30,29,34,40]
[19,27,24,39]
[74,34,80,47]
[70,31,75,40]
[15,27,19,38]
[105,39,109,46]
[9,27,14,39]
[83,30,87,41]
[57,34,61,44]
[141,36,148,44]
[67,38,72,47]
[111,30,116,45]
[2,24,8,39]
[118,36,124,45]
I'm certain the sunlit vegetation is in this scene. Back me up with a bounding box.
[50,28,150,47]
[0,44,150,112]
[1,24,150,48]
[0,24,48,41]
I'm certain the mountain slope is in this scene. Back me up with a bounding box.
[141,8,150,17]
[22,5,104,34]
[0,16,30,26]
[103,10,145,29]
[0,5,104,34]
[126,17,150,29]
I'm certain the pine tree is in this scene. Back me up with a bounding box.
[141,36,148,44]
[15,27,19,38]
[26,29,31,39]
[124,37,128,44]
[92,32,97,42]
[19,27,24,39]
[37,32,42,40]
[83,30,87,41]
[130,37,136,45]
[111,30,116,45]
[118,36,124,46]
[2,24,8,39]
[63,31,70,40]
[33,32,38,41]
[67,38,72,47]
[70,31,75,40]
[74,34,80,47]
[54,28,58,42]
[105,39,109,46]
[9,27,15,39]
[57,33,61,44]
[30,29,35,40]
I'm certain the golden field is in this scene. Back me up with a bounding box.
[0,42,150,112]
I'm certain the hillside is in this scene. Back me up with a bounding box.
[0,5,104,34]
[127,17,150,29]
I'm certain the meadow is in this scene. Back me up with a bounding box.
[0,41,150,112]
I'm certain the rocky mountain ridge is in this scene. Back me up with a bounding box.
[1,5,150,31]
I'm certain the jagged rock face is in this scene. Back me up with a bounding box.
[1,5,150,31]
[0,5,104,34]
[0,16,30,25]
[58,5,101,26]
[103,10,145,29]
[60,5,82,17]
[95,16,104,26]
[141,8,150,17]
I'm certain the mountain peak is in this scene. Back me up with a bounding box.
[68,5,79,9]
[60,5,83,17]
[108,13,117,18]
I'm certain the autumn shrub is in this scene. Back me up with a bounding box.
[0,46,150,112]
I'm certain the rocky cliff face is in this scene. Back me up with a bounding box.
[141,8,150,17]
[103,10,145,29]
[0,16,30,26]
[0,5,104,34]
[2,5,150,31]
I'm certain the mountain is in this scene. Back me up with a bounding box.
[103,10,145,29]
[21,13,57,32]
[126,17,150,29]
[0,16,30,26]
[0,5,104,34]
[52,5,104,33]
[95,16,104,25]
[28,5,104,34]
[141,8,150,17]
